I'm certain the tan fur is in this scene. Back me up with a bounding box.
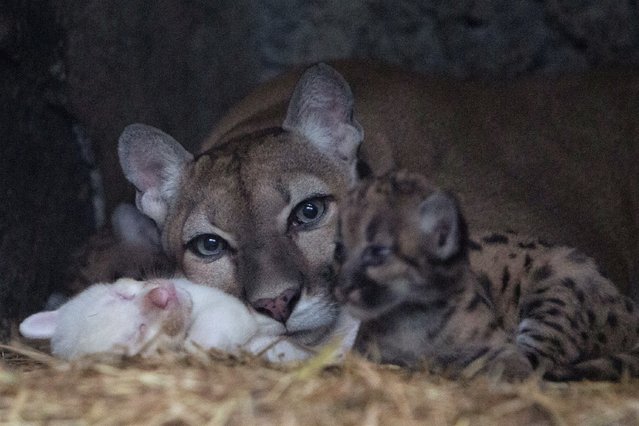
[207,61,639,294]
[335,170,639,380]
[118,62,638,348]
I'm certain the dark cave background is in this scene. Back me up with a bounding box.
[1,0,638,339]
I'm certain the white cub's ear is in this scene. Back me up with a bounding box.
[283,63,364,164]
[419,191,462,260]
[111,203,162,251]
[19,310,59,339]
[118,124,194,226]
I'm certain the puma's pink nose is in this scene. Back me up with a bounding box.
[252,288,300,323]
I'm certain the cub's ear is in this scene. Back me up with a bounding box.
[111,203,162,251]
[118,124,194,226]
[19,310,59,339]
[419,191,464,261]
[283,63,364,165]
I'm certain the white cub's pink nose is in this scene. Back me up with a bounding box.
[147,280,178,309]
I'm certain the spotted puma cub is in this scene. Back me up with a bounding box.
[335,170,639,380]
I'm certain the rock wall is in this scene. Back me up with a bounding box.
[0,1,92,339]
[257,0,639,79]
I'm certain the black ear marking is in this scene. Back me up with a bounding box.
[356,159,373,179]
[437,225,451,248]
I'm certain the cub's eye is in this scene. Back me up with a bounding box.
[361,245,392,267]
[187,234,227,259]
[290,197,328,229]
[115,291,135,301]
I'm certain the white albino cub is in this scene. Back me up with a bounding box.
[20,277,357,362]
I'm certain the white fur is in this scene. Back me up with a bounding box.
[20,279,191,359]
[286,292,339,333]
[20,278,358,362]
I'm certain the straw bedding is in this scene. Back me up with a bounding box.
[0,342,638,425]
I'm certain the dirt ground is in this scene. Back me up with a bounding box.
[0,343,638,425]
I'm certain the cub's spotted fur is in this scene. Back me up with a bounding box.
[335,170,639,380]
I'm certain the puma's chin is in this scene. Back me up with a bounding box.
[284,294,339,345]
[287,324,336,346]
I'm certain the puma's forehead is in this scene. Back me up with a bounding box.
[202,130,350,178]
[169,130,351,243]
[180,170,332,243]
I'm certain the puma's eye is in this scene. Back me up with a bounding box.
[290,197,328,229]
[187,234,227,259]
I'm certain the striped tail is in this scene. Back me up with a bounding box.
[544,345,639,381]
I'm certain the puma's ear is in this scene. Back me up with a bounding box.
[419,191,464,261]
[111,203,161,251]
[118,124,193,226]
[283,63,364,164]
[19,310,59,339]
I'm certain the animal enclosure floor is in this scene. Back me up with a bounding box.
[0,344,638,425]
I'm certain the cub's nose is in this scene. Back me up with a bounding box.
[252,288,300,323]
[147,281,177,309]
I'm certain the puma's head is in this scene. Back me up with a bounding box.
[334,170,470,321]
[118,64,364,344]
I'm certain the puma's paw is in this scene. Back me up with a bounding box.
[483,347,535,381]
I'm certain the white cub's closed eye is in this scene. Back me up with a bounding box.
[115,291,135,301]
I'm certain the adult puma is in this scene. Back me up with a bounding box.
[118,61,639,346]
